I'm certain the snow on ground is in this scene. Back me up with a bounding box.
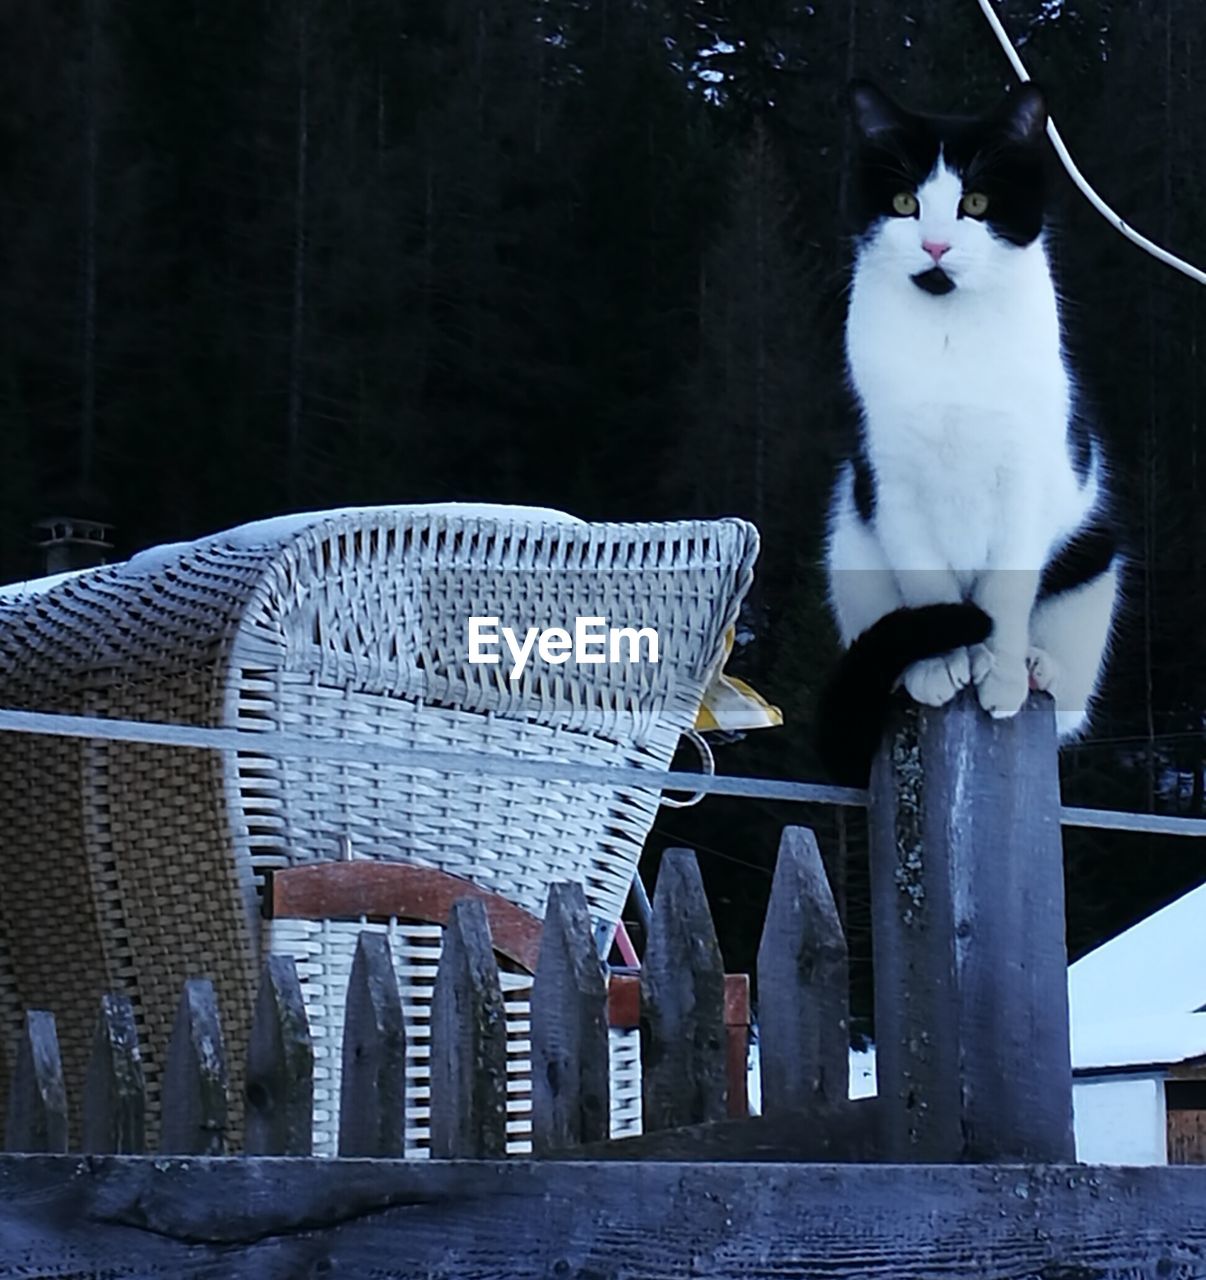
[746,1041,878,1112]
[848,1045,877,1098]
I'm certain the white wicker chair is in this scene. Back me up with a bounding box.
[0,505,760,1152]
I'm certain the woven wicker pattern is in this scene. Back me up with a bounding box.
[0,508,759,1147]
[269,917,541,1157]
[608,1027,643,1138]
[268,915,641,1156]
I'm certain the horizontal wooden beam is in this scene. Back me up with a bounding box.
[2,1155,1204,1278]
[570,1098,880,1162]
[606,973,749,1029]
[267,862,544,972]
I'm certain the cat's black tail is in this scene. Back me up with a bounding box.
[816,603,993,787]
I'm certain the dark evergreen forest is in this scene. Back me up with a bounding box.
[1,0,1202,1027]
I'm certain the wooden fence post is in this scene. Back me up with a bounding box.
[83,995,145,1154]
[246,955,314,1156]
[338,933,406,1158]
[640,848,727,1132]
[757,826,849,1116]
[4,1010,67,1153]
[531,882,610,1154]
[160,979,228,1156]
[868,692,1075,1162]
[430,898,508,1158]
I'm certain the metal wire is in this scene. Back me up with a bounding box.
[0,705,1202,838]
[976,0,1206,287]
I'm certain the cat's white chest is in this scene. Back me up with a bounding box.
[847,262,1076,571]
[873,417,1025,572]
[848,265,1068,425]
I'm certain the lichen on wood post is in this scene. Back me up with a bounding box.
[531,882,610,1154]
[756,826,849,1117]
[83,994,145,1154]
[338,933,406,1158]
[868,691,1074,1162]
[640,848,727,1132]
[430,898,509,1158]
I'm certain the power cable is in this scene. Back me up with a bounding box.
[976,0,1206,287]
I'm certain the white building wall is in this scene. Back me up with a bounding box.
[1072,1075,1167,1165]
[749,1040,1169,1165]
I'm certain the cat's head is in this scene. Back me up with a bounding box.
[847,79,1049,297]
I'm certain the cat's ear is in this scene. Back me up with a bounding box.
[849,79,907,139]
[997,82,1047,144]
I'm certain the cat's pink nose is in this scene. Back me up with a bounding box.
[923,240,951,264]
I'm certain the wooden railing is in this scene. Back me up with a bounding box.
[2,695,1204,1278]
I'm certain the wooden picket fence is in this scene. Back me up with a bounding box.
[2,696,1206,1279]
[4,840,822,1162]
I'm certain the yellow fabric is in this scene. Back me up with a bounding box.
[695,627,783,732]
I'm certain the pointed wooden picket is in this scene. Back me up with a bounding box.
[531,882,610,1154]
[430,898,508,1158]
[338,933,406,1158]
[245,955,313,1156]
[757,826,849,1116]
[160,979,228,1156]
[4,1010,67,1153]
[640,849,726,1131]
[82,994,145,1154]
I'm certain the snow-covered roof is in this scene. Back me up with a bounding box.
[1069,878,1206,1071]
[1073,1013,1206,1073]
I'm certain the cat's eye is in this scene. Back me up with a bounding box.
[891,191,918,217]
[961,191,990,218]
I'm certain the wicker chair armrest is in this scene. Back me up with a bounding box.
[266,861,544,973]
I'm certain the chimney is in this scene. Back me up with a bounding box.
[32,516,114,575]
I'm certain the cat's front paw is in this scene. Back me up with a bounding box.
[974,654,1029,719]
[903,649,971,707]
[968,642,995,686]
[1026,646,1060,693]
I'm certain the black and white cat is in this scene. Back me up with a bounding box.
[818,79,1121,786]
